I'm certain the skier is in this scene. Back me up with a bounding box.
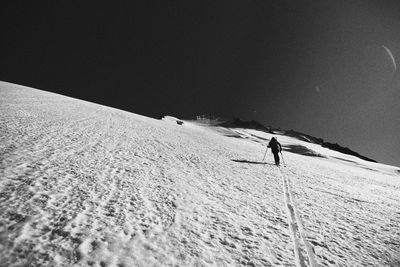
[267,137,282,166]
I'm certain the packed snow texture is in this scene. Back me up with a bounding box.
[1,81,399,267]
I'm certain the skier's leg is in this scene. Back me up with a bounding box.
[274,153,280,166]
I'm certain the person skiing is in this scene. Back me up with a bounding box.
[267,137,282,166]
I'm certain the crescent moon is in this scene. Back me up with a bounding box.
[381,45,396,71]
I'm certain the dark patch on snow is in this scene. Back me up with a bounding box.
[283,145,325,158]
[231,159,275,165]
[225,133,244,138]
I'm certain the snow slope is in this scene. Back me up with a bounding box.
[1,81,399,267]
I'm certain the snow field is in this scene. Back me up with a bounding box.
[236,129,400,266]
[1,81,400,266]
[1,83,294,266]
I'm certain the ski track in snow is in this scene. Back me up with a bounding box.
[1,82,400,266]
[283,160,400,267]
[279,168,317,267]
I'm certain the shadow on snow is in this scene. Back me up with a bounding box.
[231,159,275,165]
[283,144,325,158]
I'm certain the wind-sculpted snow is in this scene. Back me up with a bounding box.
[1,81,399,266]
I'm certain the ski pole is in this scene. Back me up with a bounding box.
[263,147,269,161]
[280,152,286,167]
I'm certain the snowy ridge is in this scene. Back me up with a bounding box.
[191,116,377,163]
[1,81,400,266]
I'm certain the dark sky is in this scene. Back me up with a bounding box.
[1,0,400,166]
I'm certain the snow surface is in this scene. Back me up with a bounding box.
[1,81,399,267]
